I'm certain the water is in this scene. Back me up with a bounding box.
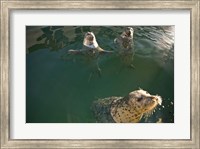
[26,26,174,123]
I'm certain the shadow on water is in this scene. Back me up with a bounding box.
[26,26,174,123]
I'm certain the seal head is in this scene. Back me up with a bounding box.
[110,89,162,123]
[124,27,134,39]
[83,32,99,49]
[114,27,134,51]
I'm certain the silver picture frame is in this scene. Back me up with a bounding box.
[1,0,199,148]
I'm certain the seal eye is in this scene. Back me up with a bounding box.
[137,96,143,102]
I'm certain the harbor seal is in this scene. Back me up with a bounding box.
[114,27,135,69]
[92,89,162,123]
[68,32,113,56]
[66,32,113,81]
[114,27,134,53]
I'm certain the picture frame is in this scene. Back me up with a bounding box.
[1,0,199,148]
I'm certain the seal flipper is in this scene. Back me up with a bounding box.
[100,50,114,54]
[96,46,114,54]
[61,49,86,61]
[67,49,85,55]
[88,61,102,82]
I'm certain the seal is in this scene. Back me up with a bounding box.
[114,27,135,69]
[114,27,134,53]
[68,32,113,56]
[91,89,162,123]
[66,32,113,81]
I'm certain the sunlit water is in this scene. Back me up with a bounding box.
[26,26,174,123]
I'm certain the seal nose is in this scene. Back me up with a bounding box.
[126,31,131,36]
[152,96,162,105]
[86,32,91,35]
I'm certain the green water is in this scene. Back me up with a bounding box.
[26,26,174,123]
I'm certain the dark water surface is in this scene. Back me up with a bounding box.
[26,26,174,123]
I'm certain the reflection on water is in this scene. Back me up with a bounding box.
[26,26,174,123]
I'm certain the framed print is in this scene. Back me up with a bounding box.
[1,0,199,148]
